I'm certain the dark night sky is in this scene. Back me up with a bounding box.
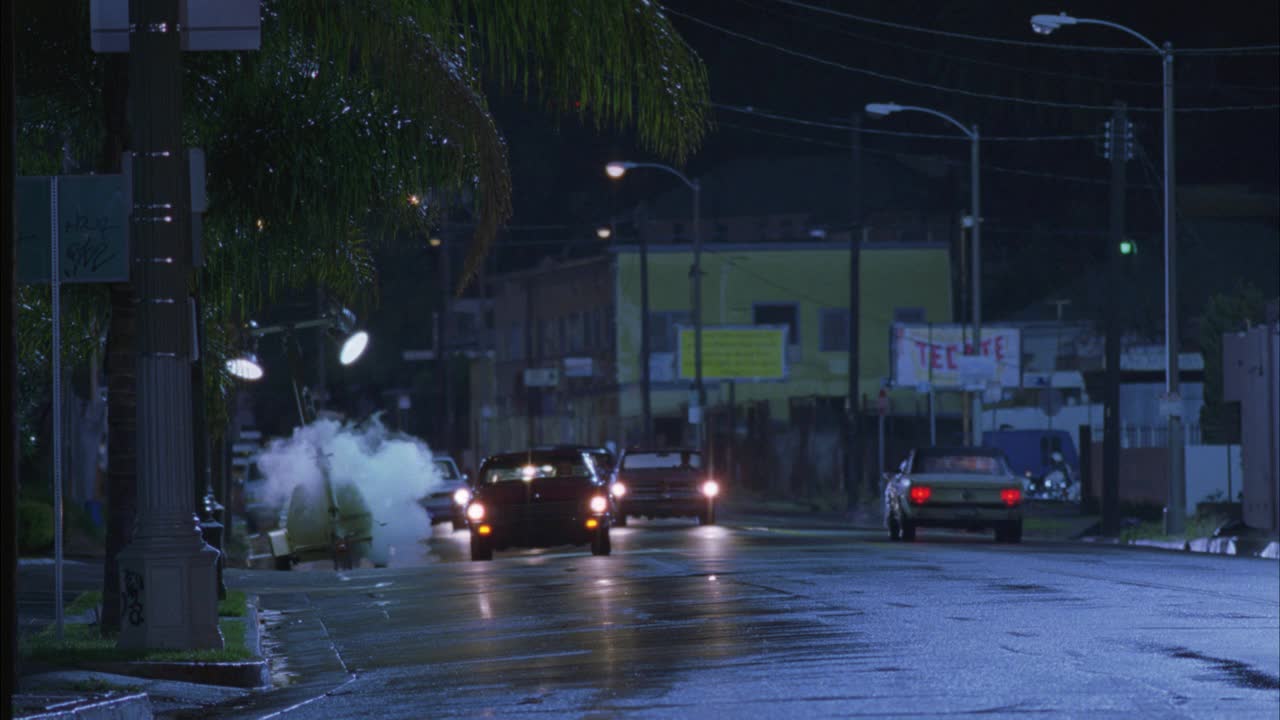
[492,0,1279,233]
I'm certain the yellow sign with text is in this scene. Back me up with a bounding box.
[678,326,787,381]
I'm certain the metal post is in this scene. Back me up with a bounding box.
[692,180,704,451]
[116,0,221,650]
[1163,42,1185,535]
[51,177,63,640]
[970,125,983,447]
[1103,101,1127,537]
[3,0,19,693]
[928,322,936,446]
[847,115,863,506]
[639,216,652,445]
[728,381,737,487]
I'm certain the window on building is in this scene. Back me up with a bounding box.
[894,307,926,324]
[820,309,850,352]
[649,311,690,353]
[754,303,799,347]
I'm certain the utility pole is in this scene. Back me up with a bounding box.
[4,0,20,698]
[639,207,652,445]
[116,0,221,650]
[847,114,862,507]
[691,180,704,452]
[1103,102,1128,537]
[1162,42,1185,536]
[439,239,454,452]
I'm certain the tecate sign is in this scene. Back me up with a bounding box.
[891,324,1021,390]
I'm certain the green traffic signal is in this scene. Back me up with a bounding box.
[1119,240,1136,255]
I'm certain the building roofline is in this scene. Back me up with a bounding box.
[609,240,949,254]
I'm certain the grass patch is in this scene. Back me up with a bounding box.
[20,619,254,666]
[65,591,103,617]
[218,591,247,618]
[1120,513,1227,542]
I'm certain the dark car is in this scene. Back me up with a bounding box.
[464,449,615,561]
[535,445,626,524]
[882,447,1024,543]
[614,448,719,525]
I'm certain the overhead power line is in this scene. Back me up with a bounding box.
[665,7,1280,114]
[767,0,1280,56]
[714,102,1103,141]
[731,0,1280,93]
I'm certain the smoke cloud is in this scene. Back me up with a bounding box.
[255,414,445,566]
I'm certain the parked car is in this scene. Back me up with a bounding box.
[983,429,1080,502]
[465,449,615,561]
[883,446,1024,543]
[614,448,719,525]
[418,456,470,530]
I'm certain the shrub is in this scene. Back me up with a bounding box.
[19,500,55,553]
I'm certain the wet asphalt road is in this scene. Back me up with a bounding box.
[212,515,1279,720]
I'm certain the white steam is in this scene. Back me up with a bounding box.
[255,415,445,566]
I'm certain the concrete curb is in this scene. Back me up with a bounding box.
[13,691,153,720]
[78,658,268,689]
[1082,535,1279,558]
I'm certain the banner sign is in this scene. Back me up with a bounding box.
[678,325,788,381]
[891,324,1021,390]
[18,175,129,284]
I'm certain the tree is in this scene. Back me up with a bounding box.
[16,0,708,632]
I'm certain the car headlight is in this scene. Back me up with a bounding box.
[452,487,472,506]
[701,480,720,498]
[589,495,608,514]
[610,481,626,498]
[466,502,485,521]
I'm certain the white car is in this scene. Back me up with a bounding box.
[883,447,1024,543]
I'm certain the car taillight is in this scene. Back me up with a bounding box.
[908,485,932,504]
[1001,488,1022,507]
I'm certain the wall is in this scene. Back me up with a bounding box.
[1185,445,1245,506]
[613,242,953,423]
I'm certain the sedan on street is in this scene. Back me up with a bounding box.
[465,449,615,561]
[883,446,1024,543]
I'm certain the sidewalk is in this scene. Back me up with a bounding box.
[15,559,268,719]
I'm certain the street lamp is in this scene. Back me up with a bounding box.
[1028,12,1185,534]
[866,102,984,446]
[596,226,613,240]
[606,161,704,449]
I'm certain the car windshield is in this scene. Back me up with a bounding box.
[433,459,459,480]
[480,456,593,484]
[914,453,1008,475]
[622,451,702,470]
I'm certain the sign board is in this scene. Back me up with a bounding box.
[18,176,129,284]
[402,349,436,361]
[891,324,1021,390]
[1157,392,1183,419]
[677,325,788,381]
[91,0,261,52]
[563,357,594,378]
[523,368,560,388]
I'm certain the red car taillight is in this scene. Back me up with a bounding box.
[1001,488,1022,507]
[908,485,932,505]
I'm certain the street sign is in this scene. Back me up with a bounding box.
[18,176,129,284]
[402,349,436,361]
[677,325,788,381]
[563,357,594,378]
[523,368,560,387]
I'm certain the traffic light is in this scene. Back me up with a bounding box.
[1119,239,1136,256]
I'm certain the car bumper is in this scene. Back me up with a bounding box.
[620,497,710,518]
[420,498,463,524]
[472,517,608,549]
[906,504,1022,530]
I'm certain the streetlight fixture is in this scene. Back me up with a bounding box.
[596,226,613,240]
[866,102,984,446]
[225,354,264,381]
[606,160,703,448]
[1028,11,1185,534]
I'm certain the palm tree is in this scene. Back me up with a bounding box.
[15,0,709,632]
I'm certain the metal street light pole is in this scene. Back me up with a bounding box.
[1030,13,1183,533]
[607,162,703,449]
[865,104,982,445]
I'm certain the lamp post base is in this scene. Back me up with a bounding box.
[116,528,223,650]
